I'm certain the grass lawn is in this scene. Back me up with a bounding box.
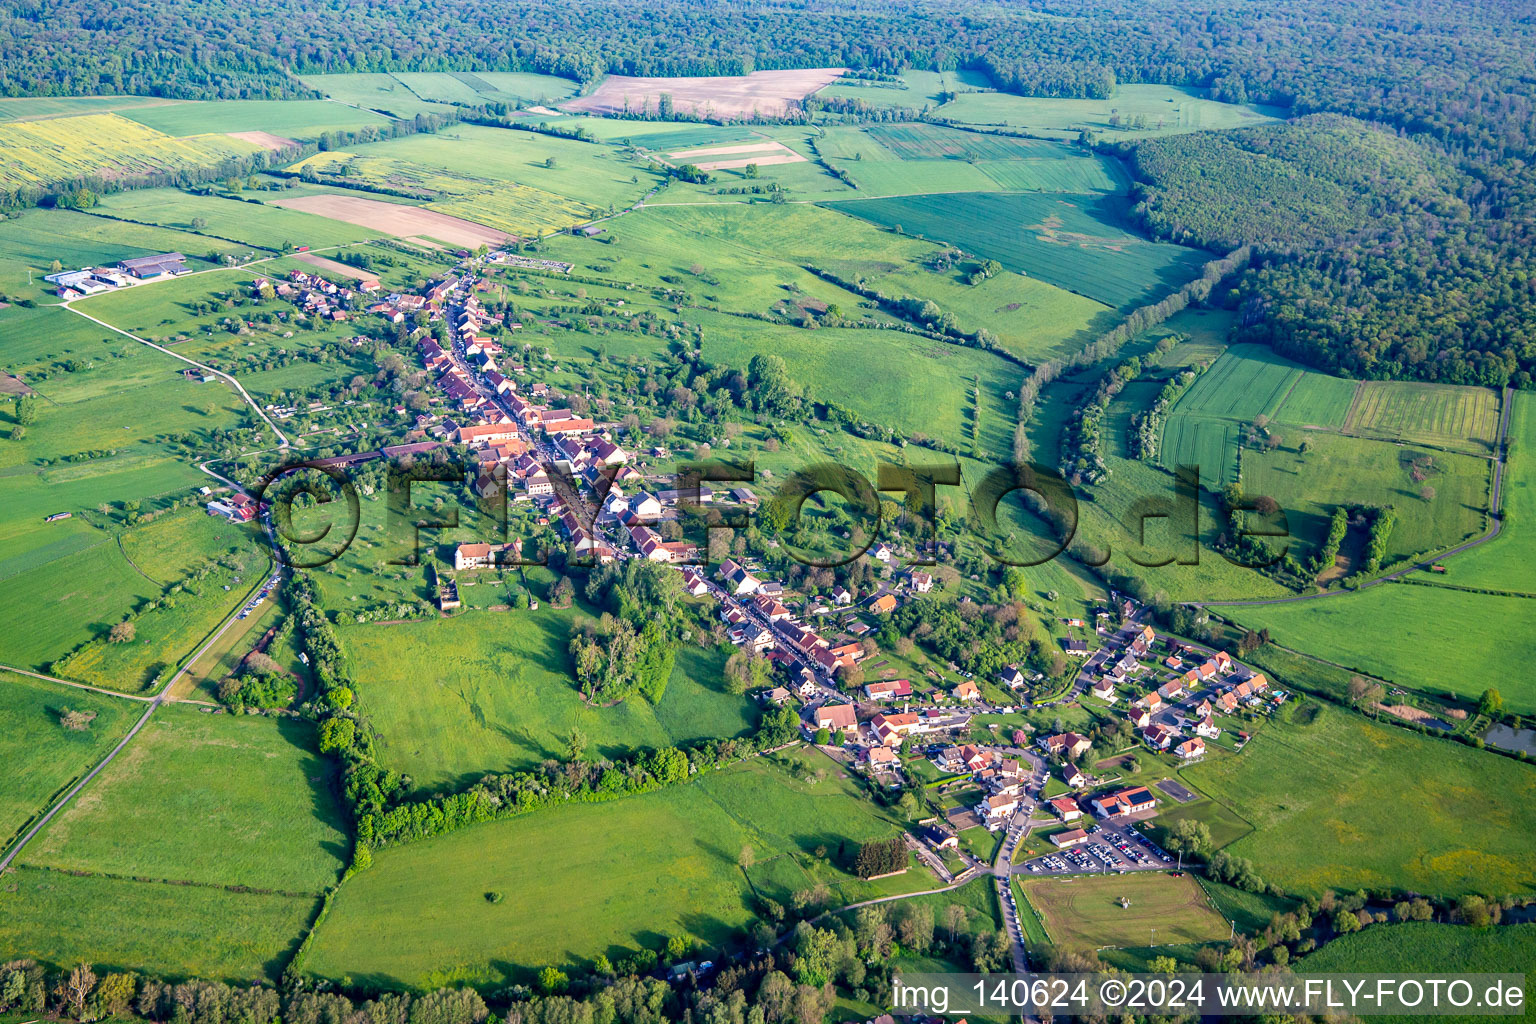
[1180,702,1536,896]
[1228,585,1536,713]
[0,866,316,981]
[307,748,915,986]
[1015,871,1229,950]
[24,704,348,892]
[343,608,755,793]
[0,672,137,851]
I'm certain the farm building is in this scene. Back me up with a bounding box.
[118,252,189,278]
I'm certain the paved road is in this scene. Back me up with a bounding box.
[1194,386,1514,608]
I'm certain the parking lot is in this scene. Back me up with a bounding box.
[1016,822,1175,876]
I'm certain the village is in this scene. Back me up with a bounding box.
[183,249,1293,982]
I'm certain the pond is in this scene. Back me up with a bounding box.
[1484,724,1536,756]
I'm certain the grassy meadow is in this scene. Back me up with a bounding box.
[931,84,1283,139]
[0,866,315,981]
[306,748,920,986]
[24,705,349,892]
[120,99,391,138]
[1180,702,1536,896]
[1447,393,1536,592]
[0,672,137,851]
[343,608,754,792]
[92,188,386,250]
[1227,585,1536,712]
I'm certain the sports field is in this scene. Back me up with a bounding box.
[306,748,916,986]
[1345,380,1502,453]
[1016,871,1229,949]
[25,704,349,892]
[829,192,1207,309]
[1180,702,1536,895]
[0,866,315,980]
[0,673,136,851]
[1228,585,1536,713]
[343,609,754,791]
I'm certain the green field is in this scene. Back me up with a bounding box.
[344,609,754,791]
[120,99,391,138]
[1346,380,1503,453]
[813,69,992,110]
[296,124,665,220]
[0,95,178,121]
[816,123,1130,196]
[307,748,919,985]
[25,704,348,891]
[932,84,1283,140]
[0,673,137,851]
[1450,393,1536,591]
[0,866,315,980]
[1240,431,1490,568]
[1015,871,1229,950]
[829,191,1207,309]
[1180,702,1536,895]
[1301,922,1536,1024]
[1227,585,1536,712]
[302,72,576,118]
[92,188,386,249]
[0,206,244,301]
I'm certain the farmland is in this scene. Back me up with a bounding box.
[23,705,347,891]
[92,189,386,250]
[1015,871,1229,950]
[0,866,316,980]
[563,68,845,119]
[812,69,992,110]
[815,123,1130,196]
[0,113,263,192]
[1179,702,1536,895]
[829,191,1208,309]
[1345,380,1502,453]
[0,673,135,851]
[0,207,244,300]
[1240,431,1489,567]
[306,748,916,986]
[1226,586,1536,712]
[283,151,592,238]
[342,609,753,791]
